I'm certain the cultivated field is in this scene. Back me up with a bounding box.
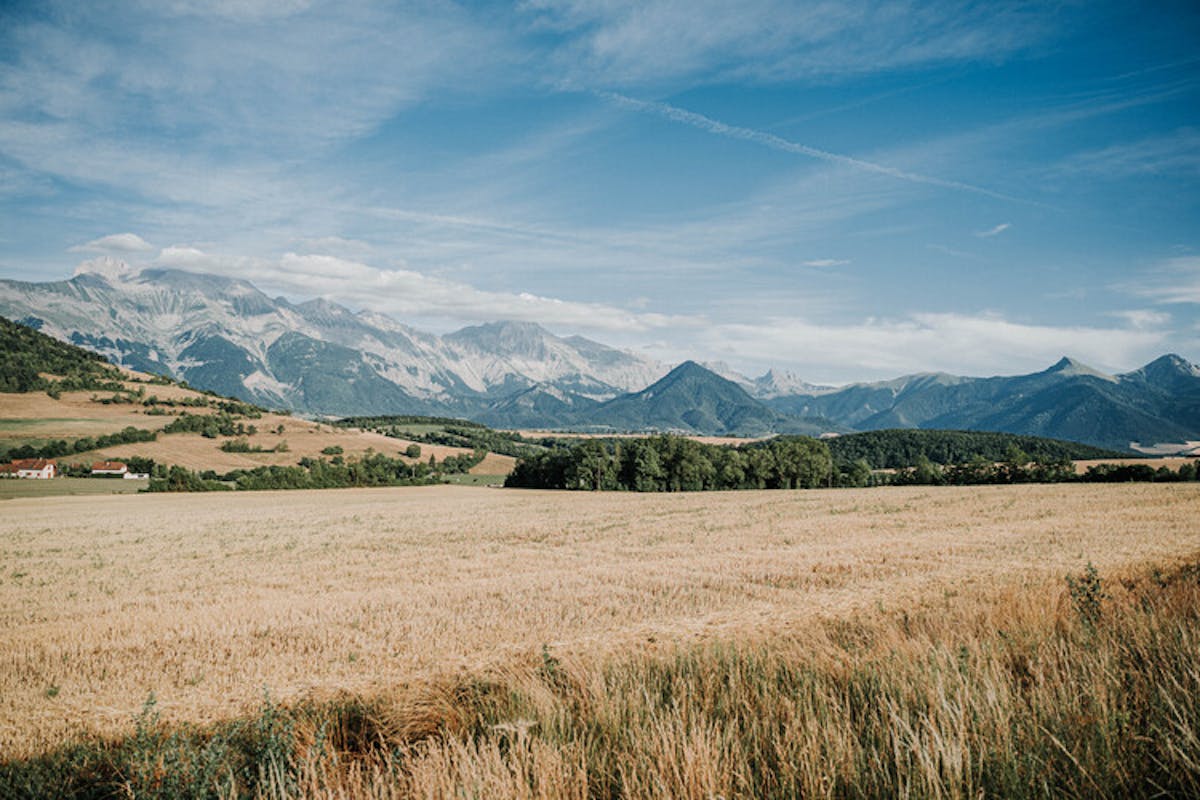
[0,476,147,500]
[0,388,515,475]
[2,482,1196,764]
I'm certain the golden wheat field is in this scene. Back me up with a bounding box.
[2,482,1197,762]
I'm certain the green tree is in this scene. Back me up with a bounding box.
[569,440,616,491]
[839,458,872,488]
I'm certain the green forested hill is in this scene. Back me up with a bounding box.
[0,315,122,392]
[826,429,1131,469]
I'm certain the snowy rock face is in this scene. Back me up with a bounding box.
[0,263,666,416]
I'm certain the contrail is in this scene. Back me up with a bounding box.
[599,91,1020,203]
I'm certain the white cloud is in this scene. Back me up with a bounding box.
[525,0,1056,86]
[1059,128,1200,179]
[154,247,701,334]
[155,0,314,20]
[974,222,1011,238]
[298,236,375,256]
[602,92,1016,201]
[157,246,214,268]
[697,312,1169,382]
[803,259,850,268]
[0,2,507,205]
[1132,256,1200,304]
[139,248,1188,381]
[68,233,155,254]
[1109,309,1171,329]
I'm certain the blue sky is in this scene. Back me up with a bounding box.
[1,0,1198,383]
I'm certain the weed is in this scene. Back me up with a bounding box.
[1066,561,1107,629]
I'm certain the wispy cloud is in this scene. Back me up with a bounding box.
[526,0,1057,86]
[803,259,850,268]
[601,92,1019,201]
[153,247,701,334]
[975,222,1011,238]
[1132,256,1200,304]
[698,312,1169,383]
[144,247,1174,382]
[1110,309,1171,329]
[68,233,155,254]
[927,243,980,260]
[1059,128,1200,179]
[0,1,508,230]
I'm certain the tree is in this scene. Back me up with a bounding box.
[569,440,616,491]
[715,448,746,489]
[769,437,833,489]
[839,458,872,488]
[1000,443,1030,483]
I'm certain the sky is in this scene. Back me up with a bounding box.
[1,0,1198,383]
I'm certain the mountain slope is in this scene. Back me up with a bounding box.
[0,315,119,392]
[4,262,1198,446]
[767,356,1200,451]
[0,260,665,417]
[583,361,834,436]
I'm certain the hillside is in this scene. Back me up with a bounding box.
[0,315,121,392]
[4,267,1199,446]
[584,361,835,436]
[0,319,515,480]
[768,356,1200,451]
[0,262,665,416]
[825,429,1130,469]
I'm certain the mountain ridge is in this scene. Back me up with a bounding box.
[2,262,1198,449]
[0,261,667,417]
[765,354,1200,451]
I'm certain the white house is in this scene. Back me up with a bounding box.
[91,460,129,477]
[0,459,57,479]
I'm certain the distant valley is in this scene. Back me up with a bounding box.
[2,259,1199,452]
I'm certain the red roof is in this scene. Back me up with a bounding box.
[92,461,128,471]
[10,459,56,470]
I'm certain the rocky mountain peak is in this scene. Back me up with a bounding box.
[72,256,137,283]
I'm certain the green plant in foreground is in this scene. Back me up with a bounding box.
[1066,561,1107,629]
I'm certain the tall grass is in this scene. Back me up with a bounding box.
[5,560,1198,798]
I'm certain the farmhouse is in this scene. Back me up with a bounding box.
[91,460,128,477]
[0,459,57,479]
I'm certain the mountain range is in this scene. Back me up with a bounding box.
[2,259,1198,451]
[0,257,665,417]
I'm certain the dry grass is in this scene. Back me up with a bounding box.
[1,482,1196,763]
[0,390,513,475]
[1072,456,1197,474]
[0,476,147,500]
[0,390,161,442]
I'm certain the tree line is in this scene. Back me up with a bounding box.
[0,426,158,462]
[148,449,487,492]
[505,434,1200,492]
[891,452,1200,486]
[826,429,1127,469]
[505,435,836,491]
[337,415,550,459]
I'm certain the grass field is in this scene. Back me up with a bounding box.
[0,389,516,476]
[2,482,1197,777]
[442,472,509,486]
[0,476,147,500]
